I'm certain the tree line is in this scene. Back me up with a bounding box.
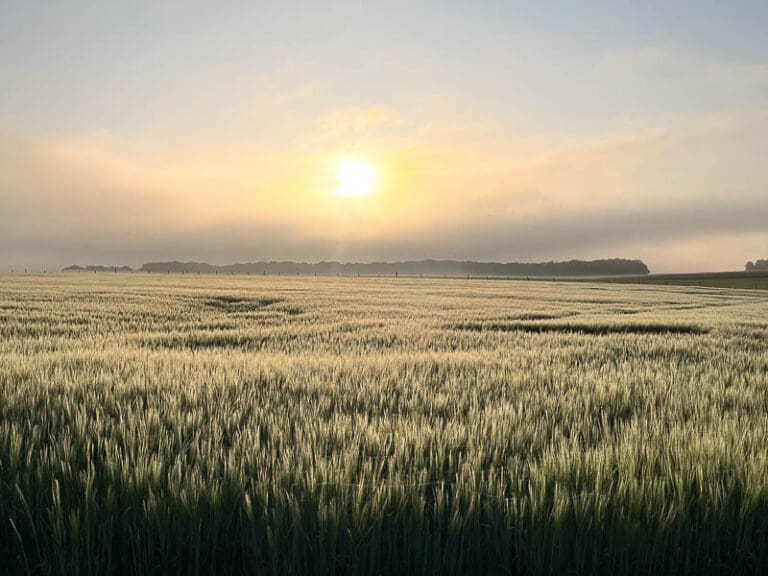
[62,259,651,277]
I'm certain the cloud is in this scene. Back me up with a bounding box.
[411,201,768,263]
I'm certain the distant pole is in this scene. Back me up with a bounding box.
[25,268,27,274]
[395,271,398,278]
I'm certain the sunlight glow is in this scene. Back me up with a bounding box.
[334,157,377,197]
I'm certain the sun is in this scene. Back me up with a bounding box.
[334,157,377,197]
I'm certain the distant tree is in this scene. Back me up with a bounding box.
[747,261,755,271]
[747,259,768,272]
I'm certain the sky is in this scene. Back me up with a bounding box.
[1,1,767,273]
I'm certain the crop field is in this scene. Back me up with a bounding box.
[1,275,768,575]
[594,274,768,291]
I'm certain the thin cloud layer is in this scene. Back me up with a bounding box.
[2,105,767,272]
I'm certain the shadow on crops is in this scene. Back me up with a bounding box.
[503,312,578,321]
[203,295,286,313]
[143,332,277,351]
[448,322,706,335]
[2,475,766,575]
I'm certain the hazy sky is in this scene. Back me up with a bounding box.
[2,1,767,272]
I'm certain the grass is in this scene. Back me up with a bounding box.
[1,274,768,574]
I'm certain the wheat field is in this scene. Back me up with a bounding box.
[1,274,767,575]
